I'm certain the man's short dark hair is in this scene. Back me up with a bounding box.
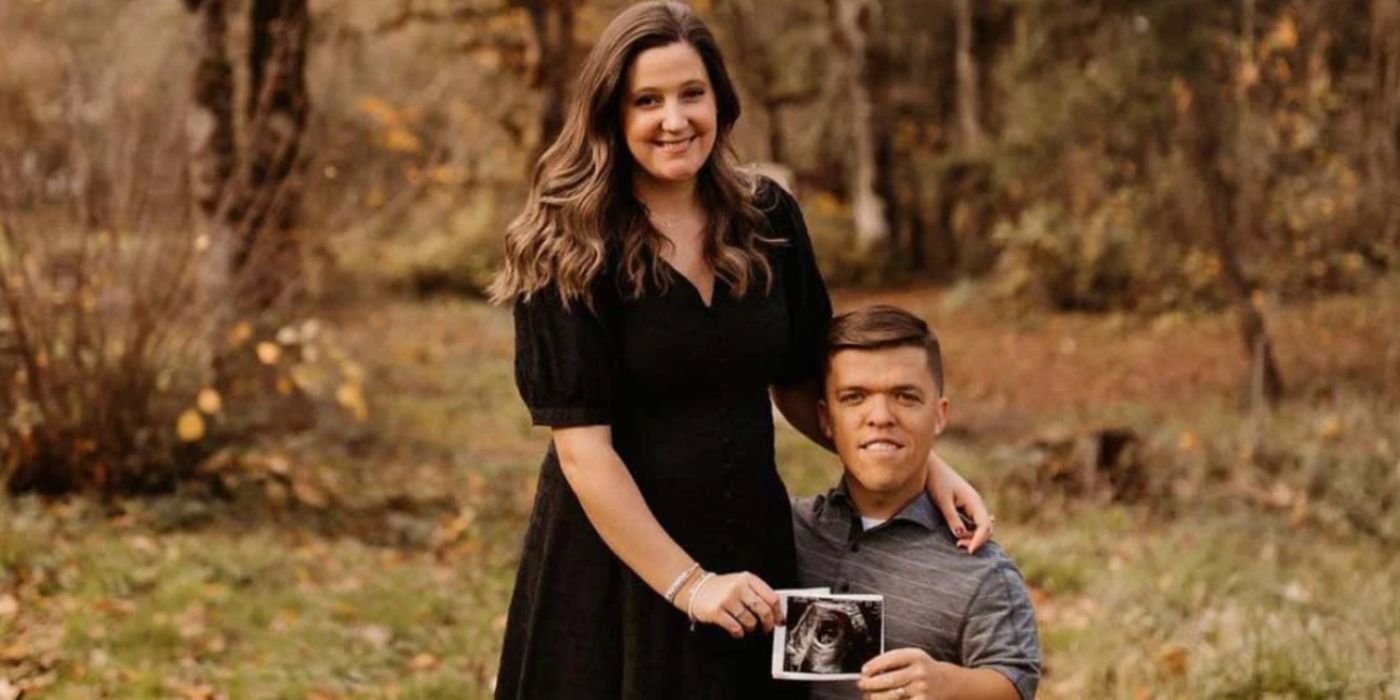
[826,305,944,395]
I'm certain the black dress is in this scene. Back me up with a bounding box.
[495,180,831,700]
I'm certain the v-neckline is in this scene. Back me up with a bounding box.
[659,257,717,310]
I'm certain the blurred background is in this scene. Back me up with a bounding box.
[1,0,1397,697]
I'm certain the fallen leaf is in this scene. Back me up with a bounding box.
[0,641,30,662]
[336,383,369,422]
[256,342,281,365]
[196,388,222,415]
[358,625,392,648]
[1159,644,1189,677]
[177,410,206,442]
[291,480,328,509]
[226,321,253,348]
[1318,414,1344,440]
[0,593,17,617]
[408,652,438,671]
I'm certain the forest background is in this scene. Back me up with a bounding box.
[1,0,1398,697]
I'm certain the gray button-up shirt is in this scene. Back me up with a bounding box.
[793,482,1041,699]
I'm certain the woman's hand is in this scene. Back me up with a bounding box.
[682,572,783,638]
[927,453,994,554]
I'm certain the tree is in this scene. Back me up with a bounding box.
[1371,0,1400,250]
[184,0,235,220]
[183,0,310,315]
[953,0,983,155]
[512,0,575,159]
[1175,0,1285,405]
[830,0,889,254]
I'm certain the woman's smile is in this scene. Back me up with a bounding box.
[655,135,697,154]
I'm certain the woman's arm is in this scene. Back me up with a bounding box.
[552,425,784,637]
[770,382,994,553]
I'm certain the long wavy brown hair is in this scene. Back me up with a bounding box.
[488,0,777,308]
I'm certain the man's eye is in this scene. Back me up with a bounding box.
[898,392,921,404]
[839,394,863,405]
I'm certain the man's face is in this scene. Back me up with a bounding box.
[820,346,949,502]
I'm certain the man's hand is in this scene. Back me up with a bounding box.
[857,648,951,700]
[858,648,1021,700]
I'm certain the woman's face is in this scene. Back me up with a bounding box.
[621,41,718,187]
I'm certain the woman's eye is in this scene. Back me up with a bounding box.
[683,88,706,100]
[634,95,658,107]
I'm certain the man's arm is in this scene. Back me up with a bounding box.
[857,648,1019,700]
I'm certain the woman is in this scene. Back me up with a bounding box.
[488,3,992,698]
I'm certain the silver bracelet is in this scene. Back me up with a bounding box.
[686,572,716,631]
[663,562,700,605]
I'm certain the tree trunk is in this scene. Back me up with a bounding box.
[1183,3,1285,406]
[953,0,983,155]
[1371,0,1400,248]
[831,0,889,254]
[184,0,236,219]
[183,0,240,387]
[237,0,310,310]
[714,0,787,163]
[516,0,574,161]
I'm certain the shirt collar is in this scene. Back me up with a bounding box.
[825,477,942,532]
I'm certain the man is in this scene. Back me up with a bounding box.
[792,305,1041,700]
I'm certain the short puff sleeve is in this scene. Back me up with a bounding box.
[764,179,834,386]
[512,285,618,427]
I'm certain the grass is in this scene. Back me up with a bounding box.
[3,286,1400,698]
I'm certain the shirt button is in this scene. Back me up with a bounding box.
[835,581,850,593]
[849,542,860,553]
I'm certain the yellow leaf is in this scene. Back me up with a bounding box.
[336,383,369,422]
[177,410,206,442]
[196,388,222,415]
[1318,414,1344,440]
[292,480,329,509]
[407,652,438,671]
[256,342,282,365]
[384,127,423,154]
[1270,15,1298,51]
[0,641,29,662]
[1177,430,1198,451]
[428,164,467,186]
[357,96,400,127]
[1159,644,1189,677]
[227,321,253,348]
[0,594,17,617]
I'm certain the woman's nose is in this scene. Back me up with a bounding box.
[661,102,688,132]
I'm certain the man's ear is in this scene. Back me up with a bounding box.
[817,398,833,439]
[933,397,950,436]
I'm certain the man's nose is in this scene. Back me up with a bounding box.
[863,395,895,426]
